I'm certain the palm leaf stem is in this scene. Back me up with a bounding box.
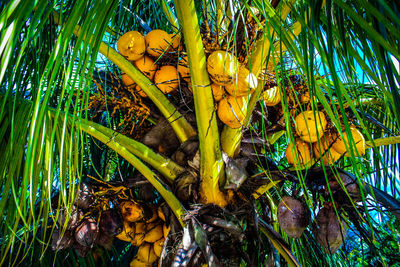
[258,218,301,267]
[174,0,227,206]
[72,115,187,227]
[156,0,179,30]
[78,118,185,182]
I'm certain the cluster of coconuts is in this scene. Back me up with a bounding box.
[206,50,283,129]
[115,200,170,267]
[51,183,124,257]
[117,30,282,130]
[285,110,366,168]
[277,196,347,254]
[117,29,182,97]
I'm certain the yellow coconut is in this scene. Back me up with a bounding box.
[154,65,179,94]
[211,83,224,102]
[117,31,146,61]
[153,238,165,257]
[136,243,158,264]
[177,55,190,82]
[217,96,246,129]
[224,65,257,96]
[169,33,181,51]
[133,85,148,98]
[130,258,152,267]
[116,221,135,242]
[121,201,144,222]
[313,136,341,165]
[145,29,173,58]
[157,207,166,222]
[295,111,327,143]
[133,55,158,80]
[163,224,170,239]
[332,127,366,157]
[145,207,158,223]
[133,222,146,246]
[263,86,281,106]
[207,50,239,85]
[285,139,312,167]
[121,73,135,88]
[144,222,164,243]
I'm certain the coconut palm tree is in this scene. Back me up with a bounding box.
[0,0,399,266]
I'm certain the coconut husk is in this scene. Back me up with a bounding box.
[329,171,361,202]
[171,137,199,166]
[51,228,73,251]
[142,117,180,156]
[313,207,347,254]
[99,209,123,236]
[172,171,199,203]
[277,196,310,238]
[95,233,114,250]
[75,183,95,210]
[57,205,82,230]
[75,218,99,247]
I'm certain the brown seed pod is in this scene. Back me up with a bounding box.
[74,218,99,247]
[313,207,347,254]
[142,117,180,156]
[277,196,310,238]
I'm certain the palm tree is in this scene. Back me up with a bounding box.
[1,0,399,266]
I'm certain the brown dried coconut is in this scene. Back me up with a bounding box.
[313,207,347,254]
[277,196,310,238]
